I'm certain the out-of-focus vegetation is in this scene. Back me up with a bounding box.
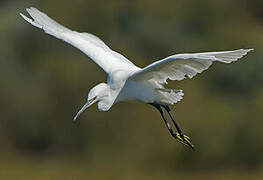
[1,0,263,179]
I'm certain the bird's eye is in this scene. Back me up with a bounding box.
[88,96,97,103]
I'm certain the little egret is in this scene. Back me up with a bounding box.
[20,7,253,149]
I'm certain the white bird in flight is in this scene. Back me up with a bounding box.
[20,7,253,149]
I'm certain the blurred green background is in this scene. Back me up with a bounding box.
[1,0,263,179]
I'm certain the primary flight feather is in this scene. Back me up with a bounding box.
[20,7,253,149]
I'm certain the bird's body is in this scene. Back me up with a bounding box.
[20,7,253,149]
[116,77,183,105]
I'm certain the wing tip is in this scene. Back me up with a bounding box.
[19,12,30,22]
[218,48,254,63]
[236,48,254,56]
[238,48,254,58]
[20,7,43,29]
[26,7,40,16]
[240,48,254,53]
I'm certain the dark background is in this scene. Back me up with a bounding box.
[1,0,263,179]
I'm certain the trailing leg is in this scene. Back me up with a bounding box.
[149,103,177,138]
[149,103,194,150]
[162,105,194,149]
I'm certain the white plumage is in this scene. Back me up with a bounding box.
[20,7,253,115]
[20,7,253,148]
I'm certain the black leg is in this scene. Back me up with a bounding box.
[149,103,177,138]
[162,105,194,150]
[149,103,194,150]
[162,105,183,136]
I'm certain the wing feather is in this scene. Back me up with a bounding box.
[129,49,253,84]
[20,7,136,74]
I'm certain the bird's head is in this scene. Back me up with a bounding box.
[73,83,110,121]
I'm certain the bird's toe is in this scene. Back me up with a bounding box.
[174,132,195,150]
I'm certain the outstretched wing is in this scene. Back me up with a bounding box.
[20,7,136,74]
[129,49,253,84]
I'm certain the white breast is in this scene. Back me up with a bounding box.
[116,80,156,103]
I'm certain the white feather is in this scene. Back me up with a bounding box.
[20,7,137,74]
[129,49,253,84]
[20,7,253,110]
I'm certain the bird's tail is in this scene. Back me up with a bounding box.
[155,88,184,105]
[20,7,70,37]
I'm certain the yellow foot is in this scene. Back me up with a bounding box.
[174,132,195,150]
